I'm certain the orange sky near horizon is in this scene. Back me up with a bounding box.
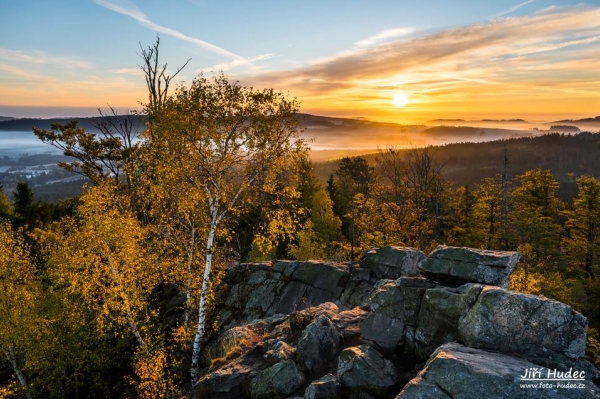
[1,4,599,125]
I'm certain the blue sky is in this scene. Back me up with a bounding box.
[1,0,599,122]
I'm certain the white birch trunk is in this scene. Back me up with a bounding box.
[184,222,195,329]
[8,344,32,399]
[190,218,216,384]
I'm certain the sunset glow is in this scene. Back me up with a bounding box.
[392,92,409,108]
[1,1,599,124]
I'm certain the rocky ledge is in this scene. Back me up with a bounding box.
[192,246,599,399]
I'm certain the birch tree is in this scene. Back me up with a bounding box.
[0,222,37,399]
[45,182,163,352]
[150,73,305,383]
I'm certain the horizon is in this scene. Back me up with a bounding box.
[2,1,599,125]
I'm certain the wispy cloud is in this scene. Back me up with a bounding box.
[93,0,247,62]
[0,48,93,69]
[199,54,274,73]
[243,5,600,120]
[355,27,413,47]
[490,0,536,18]
[110,67,145,76]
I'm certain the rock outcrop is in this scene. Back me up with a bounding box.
[191,246,598,399]
[419,245,520,287]
[360,246,425,280]
[397,343,600,399]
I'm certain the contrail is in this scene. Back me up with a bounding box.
[491,0,536,18]
[93,0,247,62]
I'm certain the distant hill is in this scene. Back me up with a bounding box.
[421,126,532,140]
[0,116,15,122]
[0,115,147,133]
[549,125,580,133]
[314,132,600,203]
[555,116,600,123]
[427,118,526,123]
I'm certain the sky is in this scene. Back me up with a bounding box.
[1,0,599,123]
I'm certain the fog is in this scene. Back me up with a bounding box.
[0,131,61,158]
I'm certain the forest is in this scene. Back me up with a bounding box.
[1,40,600,398]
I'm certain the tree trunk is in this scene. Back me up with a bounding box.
[184,222,195,328]
[8,344,32,399]
[587,221,596,280]
[105,251,147,353]
[190,220,216,384]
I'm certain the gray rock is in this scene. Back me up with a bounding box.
[219,261,351,330]
[361,277,436,350]
[193,363,253,399]
[332,306,369,340]
[396,343,600,399]
[297,315,342,373]
[339,279,373,309]
[304,374,341,399]
[419,245,520,287]
[459,286,588,360]
[337,345,400,396]
[249,359,305,398]
[280,260,348,295]
[369,278,436,322]
[361,312,405,351]
[396,378,451,399]
[413,284,482,358]
[360,246,425,279]
[263,340,295,363]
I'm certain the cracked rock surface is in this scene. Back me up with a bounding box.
[192,246,598,399]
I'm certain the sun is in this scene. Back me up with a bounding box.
[392,91,409,107]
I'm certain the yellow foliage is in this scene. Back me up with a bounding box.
[0,380,17,399]
[43,182,165,348]
[131,347,179,399]
[509,264,576,307]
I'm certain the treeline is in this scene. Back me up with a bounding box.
[314,132,600,202]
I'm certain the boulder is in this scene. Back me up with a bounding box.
[360,246,425,280]
[220,261,352,329]
[361,278,436,350]
[396,343,600,399]
[304,373,341,399]
[202,325,257,365]
[249,359,305,398]
[413,284,482,358]
[337,345,400,396]
[339,279,374,309]
[263,339,295,363]
[297,315,342,373]
[361,312,405,351]
[271,261,349,315]
[419,245,519,287]
[459,286,588,361]
[194,363,253,399]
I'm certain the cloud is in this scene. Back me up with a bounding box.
[355,27,413,47]
[246,5,600,93]
[490,0,536,18]
[93,0,247,62]
[0,48,93,69]
[235,5,600,122]
[198,53,274,73]
[109,67,146,76]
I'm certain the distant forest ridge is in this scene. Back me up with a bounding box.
[3,112,599,131]
[0,113,423,132]
[2,113,598,152]
[312,132,600,204]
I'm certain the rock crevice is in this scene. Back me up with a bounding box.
[193,246,598,399]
